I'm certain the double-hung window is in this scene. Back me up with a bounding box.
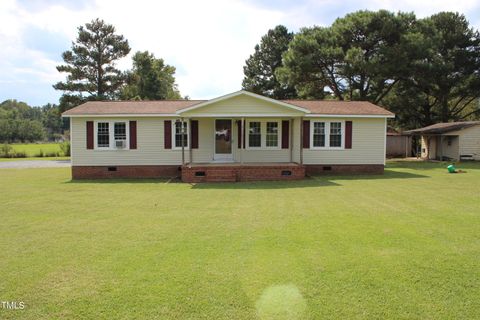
[312,122,326,147]
[97,122,110,148]
[114,122,127,141]
[266,122,279,147]
[310,121,343,149]
[174,121,189,149]
[329,122,342,147]
[247,120,281,149]
[248,122,261,148]
[95,121,129,150]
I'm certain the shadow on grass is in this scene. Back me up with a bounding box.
[189,169,427,190]
[63,169,428,189]
[63,177,180,184]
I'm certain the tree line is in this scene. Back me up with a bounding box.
[3,11,479,142]
[242,11,480,129]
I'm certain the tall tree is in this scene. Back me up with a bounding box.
[242,25,297,99]
[277,11,417,101]
[54,18,131,111]
[386,12,480,127]
[121,51,181,100]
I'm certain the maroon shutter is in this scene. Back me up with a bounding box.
[86,121,94,149]
[345,121,352,149]
[191,120,199,149]
[164,120,172,149]
[237,120,242,148]
[302,120,310,148]
[243,120,246,148]
[282,120,289,149]
[129,121,137,149]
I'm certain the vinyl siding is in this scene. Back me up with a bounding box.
[71,116,386,166]
[303,118,386,165]
[71,117,212,166]
[449,125,480,160]
[181,95,304,116]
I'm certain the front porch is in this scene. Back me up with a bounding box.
[181,162,305,183]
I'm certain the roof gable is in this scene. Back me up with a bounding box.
[177,90,310,115]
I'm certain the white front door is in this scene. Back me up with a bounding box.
[214,119,233,161]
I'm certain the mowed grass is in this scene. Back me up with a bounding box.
[10,143,62,157]
[0,162,479,319]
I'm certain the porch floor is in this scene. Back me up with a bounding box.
[181,162,305,182]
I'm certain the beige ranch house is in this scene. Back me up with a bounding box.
[62,90,394,182]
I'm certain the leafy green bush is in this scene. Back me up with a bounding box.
[59,141,70,156]
[0,144,26,158]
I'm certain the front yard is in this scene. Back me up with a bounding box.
[0,162,479,319]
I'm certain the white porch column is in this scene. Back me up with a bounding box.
[241,117,245,164]
[300,117,304,165]
[188,118,192,167]
[180,117,185,166]
[289,118,293,163]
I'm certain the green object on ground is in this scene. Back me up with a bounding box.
[448,164,456,173]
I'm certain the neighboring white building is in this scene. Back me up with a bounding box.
[406,121,480,161]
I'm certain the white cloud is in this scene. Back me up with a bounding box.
[1,0,479,105]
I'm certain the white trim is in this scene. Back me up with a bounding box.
[309,120,345,150]
[93,120,130,151]
[306,114,394,118]
[176,90,311,114]
[64,113,394,119]
[383,118,387,166]
[213,119,234,161]
[245,119,282,150]
[64,114,177,118]
[172,120,190,150]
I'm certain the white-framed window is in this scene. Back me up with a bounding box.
[94,120,129,150]
[329,122,342,147]
[173,121,189,149]
[248,121,261,148]
[97,122,110,148]
[310,120,344,149]
[266,122,279,147]
[246,120,281,149]
[312,122,326,147]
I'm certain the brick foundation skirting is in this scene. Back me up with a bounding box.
[305,164,384,175]
[181,164,306,183]
[72,165,180,179]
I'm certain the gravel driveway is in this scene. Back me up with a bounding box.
[0,160,71,169]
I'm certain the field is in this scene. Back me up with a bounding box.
[10,143,62,157]
[0,162,479,319]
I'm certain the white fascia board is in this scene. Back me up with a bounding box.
[176,90,311,114]
[305,114,395,119]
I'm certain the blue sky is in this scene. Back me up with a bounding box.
[1,0,479,106]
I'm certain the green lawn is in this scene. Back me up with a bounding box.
[10,143,63,157]
[0,162,479,319]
